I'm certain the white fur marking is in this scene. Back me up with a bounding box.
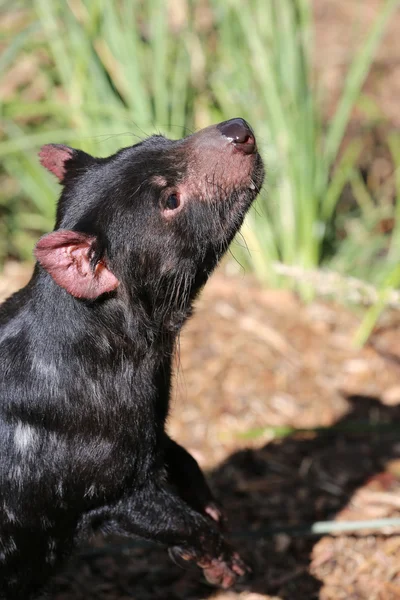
[14,423,38,453]
[3,504,16,523]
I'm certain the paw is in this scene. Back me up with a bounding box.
[200,551,251,589]
[169,546,251,589]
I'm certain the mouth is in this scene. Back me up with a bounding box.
[216,155,264,231]
[244,152,265,197]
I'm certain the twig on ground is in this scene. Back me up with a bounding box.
[273,262,400,308]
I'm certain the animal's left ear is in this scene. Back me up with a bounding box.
[34,230,119,299]
[39,144,96,184]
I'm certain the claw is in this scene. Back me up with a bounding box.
[168,546,195,568]
[204,502,228,531]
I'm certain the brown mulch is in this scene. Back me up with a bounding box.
[2,263,400,600]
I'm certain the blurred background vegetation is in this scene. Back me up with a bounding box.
[1,0,400,332]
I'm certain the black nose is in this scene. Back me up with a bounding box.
[217,118,256,155]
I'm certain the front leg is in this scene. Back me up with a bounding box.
[87,482,249,588]
[164,436,225,527]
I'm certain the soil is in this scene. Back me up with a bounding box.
[2,262,400,600]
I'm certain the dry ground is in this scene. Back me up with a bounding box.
[2,263,400,600]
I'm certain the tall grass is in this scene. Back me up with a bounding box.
[0,0,399,307]
[1,0,197,259]
[210,0,399,291]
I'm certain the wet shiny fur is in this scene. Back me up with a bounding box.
[0,119,264,599]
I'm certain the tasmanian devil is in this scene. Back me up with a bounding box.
[0,118,264,599]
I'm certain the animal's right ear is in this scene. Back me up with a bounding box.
[34,230,120,299]
[39,144,96,184]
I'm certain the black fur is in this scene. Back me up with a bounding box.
[0,120,264,598]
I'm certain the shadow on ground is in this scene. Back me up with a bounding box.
[50,394,400,600]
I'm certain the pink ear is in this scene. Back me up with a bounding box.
[38,144,74,182]
[34,230,119,299]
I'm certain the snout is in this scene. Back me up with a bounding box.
[179,117,263,202]
[217,118,256,155]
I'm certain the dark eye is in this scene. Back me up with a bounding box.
[165,194,180,211]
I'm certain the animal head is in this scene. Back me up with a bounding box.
[35,119,264,316]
